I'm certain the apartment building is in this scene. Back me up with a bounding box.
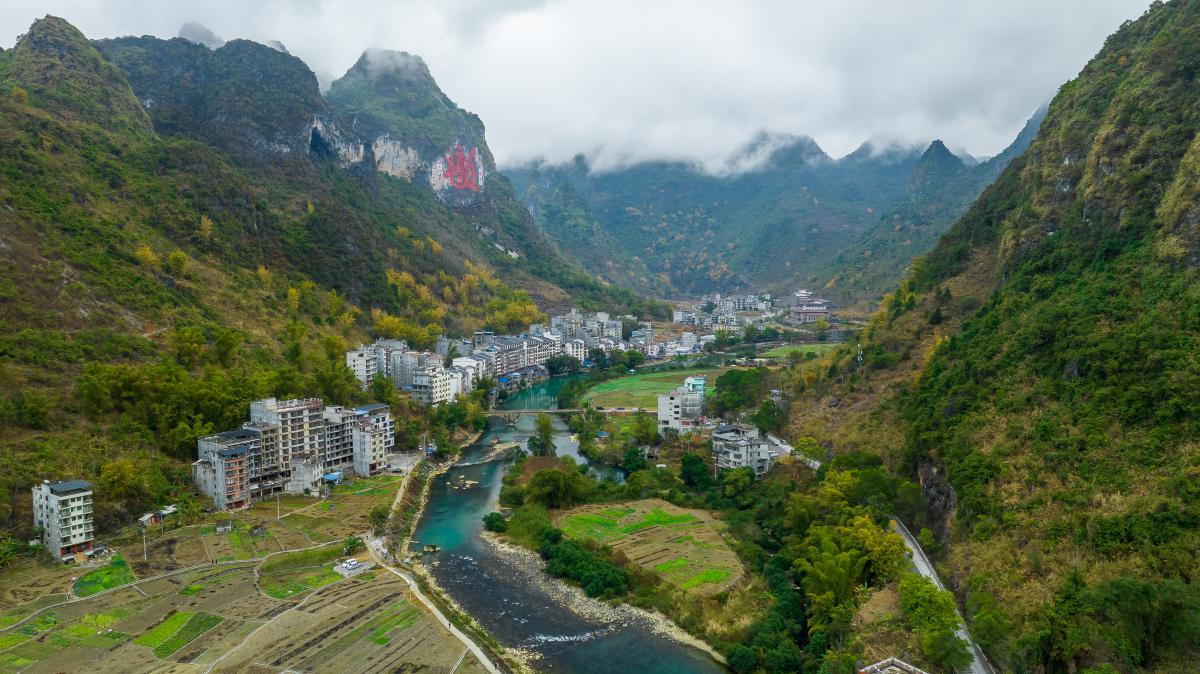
[657,376,706,431]
[31,479,94,561]
[194,398,395,510]
[345,339,409,388]
[193,430,254,510]
[711,424,776,479]
[352,404,394,476]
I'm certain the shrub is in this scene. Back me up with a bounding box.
[482,512,507,533]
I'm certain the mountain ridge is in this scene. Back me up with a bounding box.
[790,1,1200,669]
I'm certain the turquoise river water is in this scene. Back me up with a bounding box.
[410,376,726,673]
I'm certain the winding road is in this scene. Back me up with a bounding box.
[891,518,996,674]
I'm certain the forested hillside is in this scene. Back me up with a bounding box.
[815,107,1046,310]
[508,137,923,296]
[510,115,1042,304]
[0,17,658,533]
[791,2,1200,671]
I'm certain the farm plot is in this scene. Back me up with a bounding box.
[582,367,729,409]
[73,555,136,598]
[210,573,483,673]
[556,499,743,595]
[759,343,838,359]
[258,545,348,600]
[119,530,210,578]
[281,475,403,543]
[0,561,74,609]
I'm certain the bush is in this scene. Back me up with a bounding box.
[482,512,507,533]
[540,538,629,598]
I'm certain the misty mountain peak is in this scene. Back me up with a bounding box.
[178,22,225,49]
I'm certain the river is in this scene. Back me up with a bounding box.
[410,376,726,673]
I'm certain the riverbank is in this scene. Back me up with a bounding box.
[480,531,728,667]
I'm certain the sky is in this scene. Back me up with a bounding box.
[2,0,1152,171]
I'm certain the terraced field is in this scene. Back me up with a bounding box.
[0,472,484,674]
[556,499,744,595]
[0,556,483,673]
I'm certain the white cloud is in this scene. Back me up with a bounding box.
[1,0,1151,169]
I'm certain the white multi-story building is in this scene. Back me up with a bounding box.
[657,376,706,430]
[345,339,409,388]
[563,338,587,362]
[345,346,378,387]
[412,364,452,405]
[711,424,776,479]
[352,404,394,476]
[32,479,95,561]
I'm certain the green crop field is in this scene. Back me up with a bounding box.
[759,343,838,358]
[582,367,729,409]
[73,555,136,597]
[556,499,744,595]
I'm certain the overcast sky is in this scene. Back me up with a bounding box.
[3,0,1151,171]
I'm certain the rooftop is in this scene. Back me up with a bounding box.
[204,428,259,443]
[46,479,91,495]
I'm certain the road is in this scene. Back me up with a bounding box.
[891,518,996,674]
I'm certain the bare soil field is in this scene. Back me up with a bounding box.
[556,498,745,596]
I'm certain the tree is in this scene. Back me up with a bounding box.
[622,448,647,473]
[343,536,365,556]
[368,505,390,535]
[726,643,757,673]
[0,532,23,567]
[630,412,659,444]
[482,512,508,532]
[164,250,188,276]
[750,399,786,434]
[721,466,754,499]
[371,373,395,404]
[680,453,711,488]
[898,573,971,671]
[170,327,206,369]
[534,414,556,456]
[546,355,581,375]
[134,244,159,268]
[526,468,590,509]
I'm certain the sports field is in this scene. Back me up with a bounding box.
[759,343,838,358]
[556,499,744,595]
[582,367,729,409]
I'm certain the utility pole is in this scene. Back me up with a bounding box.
[276,492,280,519]
[142,527,147,562]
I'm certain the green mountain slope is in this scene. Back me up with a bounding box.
[817,107,1046,310]
[507,137,924,295]
[0,16,657,530]
[794,2,1200,670]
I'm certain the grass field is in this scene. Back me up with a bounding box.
[556,499,744,595]
[73,555,136,597]
[759,343,839,358]
[582,367,729,409]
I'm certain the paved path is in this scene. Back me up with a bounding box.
[891,518,995,674]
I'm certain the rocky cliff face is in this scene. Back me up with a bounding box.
[96,35,365,165]
[326,49,493,209]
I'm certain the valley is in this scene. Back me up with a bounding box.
[2,2,1200,674]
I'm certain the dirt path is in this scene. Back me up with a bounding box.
[365,541,501,674]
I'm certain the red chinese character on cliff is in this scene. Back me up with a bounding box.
[443,143,480,192]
